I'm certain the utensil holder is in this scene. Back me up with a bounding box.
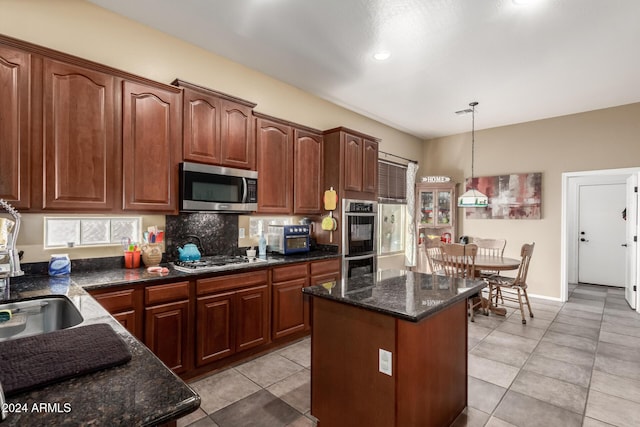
[141,243,163,267]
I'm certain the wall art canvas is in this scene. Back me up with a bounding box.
[464,172,542,219]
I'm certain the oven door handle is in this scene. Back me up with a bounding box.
[343,253,376,260]
[343,212,376,217]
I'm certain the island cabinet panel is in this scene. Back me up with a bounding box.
[311,297,396,427]
[122,80,181,213]
[195,270,270,367]
[272,263,308,340]
[89,286,144,340]
[0,45,31,209]
[396,300,467,427]
[293,128,323,214]
[256,116,293,213]
[176,79,256,170]
[42,59,117,210]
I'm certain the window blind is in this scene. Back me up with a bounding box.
[378,160,407,204]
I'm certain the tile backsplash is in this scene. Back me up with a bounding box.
[165,213,239,261]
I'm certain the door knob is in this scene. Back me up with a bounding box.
[580,238,589,242]
[622,243,628,247]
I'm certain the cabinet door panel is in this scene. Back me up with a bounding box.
[145,300,189,373]
[343,134,363,192]
[293,129,323,214]
[0,46,30,208]
[256,118,292,213]
[122,81,181,212]
[112,310,138,338]
[196,291,235,366]
[183,89,221,164]
[221,100,254,169]
[272,279,306,340]
[236,284,269,351]
[363,139,378,194]
[43,59,116,210]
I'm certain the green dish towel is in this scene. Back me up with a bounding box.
[0,323,132,396]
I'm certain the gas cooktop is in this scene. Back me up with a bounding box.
[172,255,266,273]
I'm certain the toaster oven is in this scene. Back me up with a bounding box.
[266,225,310,255]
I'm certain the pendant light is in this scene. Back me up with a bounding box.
[457,101,489,208]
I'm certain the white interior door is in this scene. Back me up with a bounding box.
[578,183,626,286]
[625,174,638,308]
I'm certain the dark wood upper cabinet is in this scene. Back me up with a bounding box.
[256,116,293,214]
[122,80,182,213]
[363,138,379,194]
[42,59,117,210]
[0,45,31,209]
[256,113,324,215]
[293,128,324,214]
[343,133,364,192]
[173,80,256,170]
[220,99,254,169]
[323,127,380,200]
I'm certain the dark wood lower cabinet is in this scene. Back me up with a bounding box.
[89,287,143,340]
[90,259,341,379]
[145,300,190,374]
[196,290,235,366]
[195,270,270,368]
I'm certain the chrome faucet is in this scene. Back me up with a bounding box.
[0,199,24,279]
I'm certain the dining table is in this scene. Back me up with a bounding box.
[431,254,521,316]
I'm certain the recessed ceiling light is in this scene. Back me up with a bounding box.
[512,0,536,4]
[373,51,391,61]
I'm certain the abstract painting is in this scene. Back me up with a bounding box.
[464,173,542,219]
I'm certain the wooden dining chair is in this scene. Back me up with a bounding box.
[424,237,443,274]
[486,242,535,324]
[474,237,507,303]
[438,243,485,321]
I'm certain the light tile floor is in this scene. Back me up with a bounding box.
[178,284,640,427]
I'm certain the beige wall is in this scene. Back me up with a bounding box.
[422,102,640,299]
[1,0,422,265]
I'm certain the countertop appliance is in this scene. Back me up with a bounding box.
[172,255,266,273]
[267,225,310,255]
[180,162,258,212]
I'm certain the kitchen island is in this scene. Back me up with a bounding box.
[302,269,486,427]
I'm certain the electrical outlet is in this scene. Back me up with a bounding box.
[379,349,392,376]
[239,228,245,238]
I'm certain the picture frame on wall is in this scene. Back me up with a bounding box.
[464,172,542,219]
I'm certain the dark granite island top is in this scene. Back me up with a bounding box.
[0,278,200,426]
[304,269,486,427]
[302,269,486,322]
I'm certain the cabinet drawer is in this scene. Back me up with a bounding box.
[272,263,308,282]
[145,281,190,305]
[92,288,138,313]
[197,270,268,295]
[310,258,341,277]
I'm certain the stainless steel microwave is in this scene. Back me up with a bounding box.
[179,162,258,212]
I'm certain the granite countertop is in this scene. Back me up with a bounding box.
[37,251,341,292]
[0,279,200,426]
[302,269,487,322]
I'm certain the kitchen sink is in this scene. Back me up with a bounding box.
[0,296,84,342]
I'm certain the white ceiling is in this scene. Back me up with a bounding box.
[87,0,640,139]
